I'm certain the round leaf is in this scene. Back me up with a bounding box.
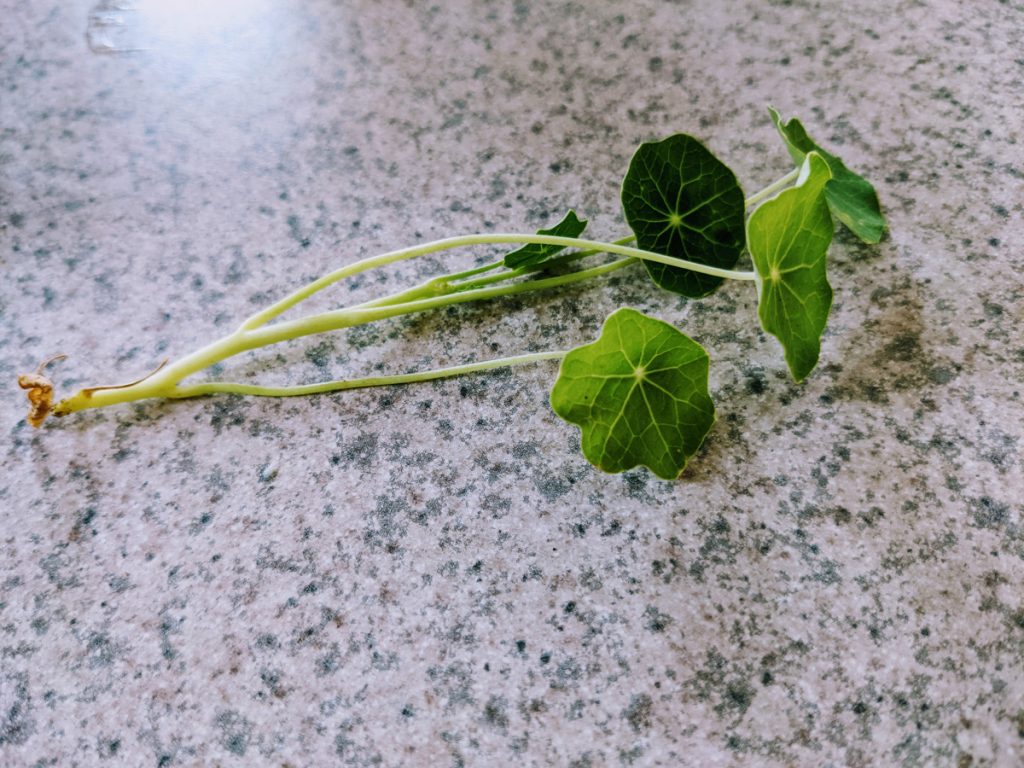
[621,134,745,298]
[550,308,716,479]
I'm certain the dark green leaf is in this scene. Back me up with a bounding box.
[748,153,834,381]
[550,307,715,479]
[768,107,886,244]
[504,210,588,269]
[621,134,746,298]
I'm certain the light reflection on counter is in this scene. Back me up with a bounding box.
[86,0,290,81]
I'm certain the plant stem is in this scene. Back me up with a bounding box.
[52,258,635,416]
[745,168,800,208]
[455,235,638,292]
[241,232,752,329]
[53,329,257,415]
[52,230,754,417]
[442,259,505,282]
[352,234,639,310]
[170,350,567,399]
[242,257,638,350]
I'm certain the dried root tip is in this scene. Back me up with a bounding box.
[18,354,66,428]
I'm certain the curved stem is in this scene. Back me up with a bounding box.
[243,257,638,350]
[240,233,752,330]
[350,234,639,311]
[443,259,505,282]
[53,330,253,415]
[454,234,638,292]
[745,168,800,208]
[53,229,755,417]
[169,351,567,400]
[53,258,635,416]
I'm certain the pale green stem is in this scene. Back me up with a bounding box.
[54,329,260,415]
[351,234,639,311]
[52,228,758,417]
[242,257,638,350]
[745,168,800,208]
[456,234,638,291]
[52,258,634,416]
[170,351,566,399]
[241,232,752,330]
[442,259,505,281]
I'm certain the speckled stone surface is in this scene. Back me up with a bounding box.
[2,1,1023,766]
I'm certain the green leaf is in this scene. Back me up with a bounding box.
[748,153,834,381]
[550,307,715,479]
[621,134,746,298]
[504,210,588,269]
[768,107,886,244]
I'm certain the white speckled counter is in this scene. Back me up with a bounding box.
[2,1,1023,765]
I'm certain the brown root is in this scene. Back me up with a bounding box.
[18,354,66,428]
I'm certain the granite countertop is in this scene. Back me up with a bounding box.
[2,1,1023,765]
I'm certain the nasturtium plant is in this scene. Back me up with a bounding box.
[550,308,715,479]
[748,153,834,381]
[21,109,885,480]
[621,134,746,298]
[769,107,886,244]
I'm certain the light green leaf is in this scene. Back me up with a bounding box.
[621,134,746,298]
[748,152,834,381]
[768,107,886,244]
[550,307,715,479]
[504,210,588,269]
